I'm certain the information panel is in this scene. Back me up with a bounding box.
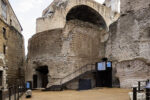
[107,62,112,68]
[97,62,106,71]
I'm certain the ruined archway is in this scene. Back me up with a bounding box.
[37,0,119,33]
[66,5,107,29]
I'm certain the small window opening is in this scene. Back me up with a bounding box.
[0,71,2,86]
[2,28,7,39]
[10,19,12,25]
[1,0,7,20]
[3,45,6,54]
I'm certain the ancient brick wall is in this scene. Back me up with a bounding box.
[28,29,63,60]
[27,20,107,88]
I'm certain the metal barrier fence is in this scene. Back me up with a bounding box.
[8,83,26,100]
[146,88,150,100]
[138,80,149,92]
[133,80,150,100]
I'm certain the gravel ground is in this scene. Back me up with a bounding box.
[21,88,131,100]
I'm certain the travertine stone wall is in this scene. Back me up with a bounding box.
[113,60,150,88]
[106,0,150,88]
[27,20,107,88]
[120,0,150,14]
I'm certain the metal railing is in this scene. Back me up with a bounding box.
[132,79,150,100]
[60,63,96,85]
[138,80,149,92]
[50,64,96,86]
[8,83,26,100]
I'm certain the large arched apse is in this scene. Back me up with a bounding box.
[66,5,107,29]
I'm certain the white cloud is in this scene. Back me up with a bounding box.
[16,0,104,13]
[95,0,105,4]
[15,0,45,13]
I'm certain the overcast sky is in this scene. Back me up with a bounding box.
[9,0,105,54]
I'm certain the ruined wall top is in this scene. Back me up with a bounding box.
[36,0,120,33]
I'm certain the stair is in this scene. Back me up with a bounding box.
[47,64,96,91]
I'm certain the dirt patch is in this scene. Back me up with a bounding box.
[21,88,131,100]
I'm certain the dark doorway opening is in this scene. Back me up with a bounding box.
[96,61,112,87]
[36,66,49,88]
[96,68,112,87]
[78,79,92,90]
[0,71,3,86]
[33,75,37,88]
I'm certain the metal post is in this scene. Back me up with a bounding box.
[9,87,11,100]
[17,85,19,100]
[14,86,16,100]
[146,88,150,100]
[138,81,140,92]
[147,80,150,85]
[133,87,137,100]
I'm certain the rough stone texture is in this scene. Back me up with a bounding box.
[120,0,150,14]
[113,60,150,88]
[106,0,150,88]
[27,19,106,88]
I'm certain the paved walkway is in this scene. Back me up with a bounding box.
[21,88,131,100]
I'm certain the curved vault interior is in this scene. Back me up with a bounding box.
[66,5,107,29]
